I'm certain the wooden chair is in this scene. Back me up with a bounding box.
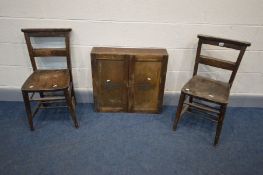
[172,34,251,145]
[21,28,79,130]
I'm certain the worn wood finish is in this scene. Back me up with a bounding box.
[21,28,78,130]
[182,75,230,104]
[173,34,251,146]
[33,48,67,57]
[199,55,236,71]
[132,55,163,112]
[22,69,70,91]
[91,47,168,56]
[64,89,79,128]
[172,93,186,130]
[91,47,168,113]
[198,34,251,50]
[184,102,220,114]
[21,28,71,37]
[22,91,34,131]
[94,55,129,112]
[214,104,227,145]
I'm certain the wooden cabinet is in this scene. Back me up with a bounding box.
[91,47,168,113]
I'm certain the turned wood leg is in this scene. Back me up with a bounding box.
[39,92,44,98]
[64,88,79,128]
[71,83,77,105]
[214,104,227,146]
[39,92,47,107]
[188,96,193,112]
[22,91,34,131]
[173,93,186,131]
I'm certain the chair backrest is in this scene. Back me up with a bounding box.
[21,28,72,72]
[193,34,251,88]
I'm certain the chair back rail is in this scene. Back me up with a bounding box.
[193,34,251,87]
[22,28,72,71]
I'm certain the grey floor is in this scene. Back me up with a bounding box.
[0,102,263,175]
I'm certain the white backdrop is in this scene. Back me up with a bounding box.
[0,0,262,105]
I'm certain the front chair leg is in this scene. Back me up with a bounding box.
[64,88,79,128]
[22,91,34,131]
[214,104,227,146]
[173,93,186,131]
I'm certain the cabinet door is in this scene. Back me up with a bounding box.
[91,55,129,112]
[129,55,167,113]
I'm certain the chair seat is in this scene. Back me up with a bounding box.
[182,75,230,104]
[21,69,70,91]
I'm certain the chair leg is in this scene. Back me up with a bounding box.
[214,104,227,146]
[173,93,186,131]
[22,91,34,131]
[39,92,44,98]
[39,92,47,107]
[188,96,193,112]
[64,88,79,128]
[71,83,77,105]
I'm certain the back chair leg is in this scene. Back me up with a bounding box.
[173,93,186,131]
[64,88,79,128]
[214,104,227,146]
[39,92,48,107]
[188,96,193,112]
[71,83,77,105]
[39,92,45,98]
[22,91,34,131]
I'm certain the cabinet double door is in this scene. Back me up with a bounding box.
[92,54,167,113]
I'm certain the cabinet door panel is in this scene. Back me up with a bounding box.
[131,55,164,113]
[92,56,128,112]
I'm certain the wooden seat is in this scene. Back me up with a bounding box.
[22,69,70,91]
[182,75,230,104]
[173,34,251,145]
[21,28,79,130]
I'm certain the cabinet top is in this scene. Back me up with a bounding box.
[91,47,168,56]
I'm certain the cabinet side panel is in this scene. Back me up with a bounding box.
[91,54,99,111]
[157,55,168,112]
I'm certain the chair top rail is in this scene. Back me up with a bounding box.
[198,34,251,47]
[21,28,71,37]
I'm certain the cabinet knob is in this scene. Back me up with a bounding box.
[147,77,151,81]
[106,79,111,82]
